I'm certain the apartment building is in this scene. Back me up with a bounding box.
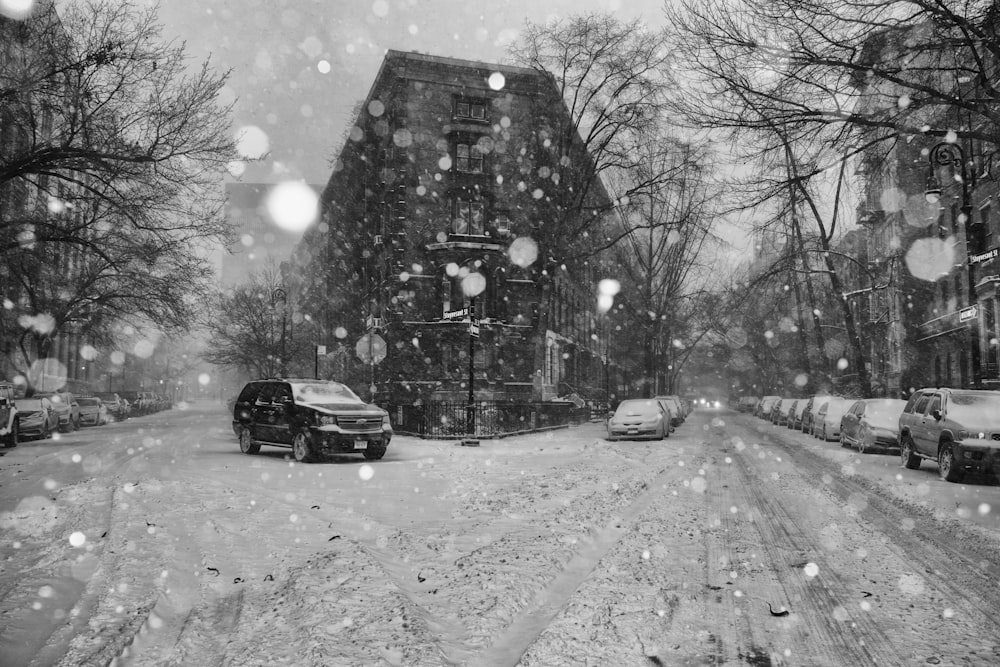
[291,50,622,403]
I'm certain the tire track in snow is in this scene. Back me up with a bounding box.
[467,464,675,667]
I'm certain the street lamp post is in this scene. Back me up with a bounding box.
[925,141,982,388]
[462,297,479,447]
[271,288,288,376]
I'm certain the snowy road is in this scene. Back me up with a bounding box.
[3,403,1000,665]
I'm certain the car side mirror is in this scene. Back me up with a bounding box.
[932,409,943,421]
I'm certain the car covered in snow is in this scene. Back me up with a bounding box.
[898,388,1000,483]
[840,398,907,453]
[232,378,392,462]
[76,396,109,426]
[13,397,60,439]
[35,391,80,432]
[607,399,669,441]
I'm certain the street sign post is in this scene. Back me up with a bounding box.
[960,305,979,322]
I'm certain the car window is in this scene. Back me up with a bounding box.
[925,395,941,416]
[912,394,931,415]
[904,392,923,413]
[272,384,292,404]
[237,382,262,404]
[255,384,275,404]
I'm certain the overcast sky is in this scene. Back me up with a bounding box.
[151,0,669,186]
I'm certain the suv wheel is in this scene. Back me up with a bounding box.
[292,431,314,463]
[239,428,260,455]
[938,442,963,483]
[900,435,920,470]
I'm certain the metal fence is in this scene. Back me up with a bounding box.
[388,400,594,439]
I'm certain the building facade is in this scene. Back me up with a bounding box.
[291,51,623,403]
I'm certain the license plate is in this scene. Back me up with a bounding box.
[627,429,638,434]
[354,440,368,450]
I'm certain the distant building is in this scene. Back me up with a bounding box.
[288,50,623,403]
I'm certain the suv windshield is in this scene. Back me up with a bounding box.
[292,382,361,404]
[949,393,1000,423]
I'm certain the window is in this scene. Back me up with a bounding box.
[455,143,484,173]
[452,199,485,235]
[455,98,487,121]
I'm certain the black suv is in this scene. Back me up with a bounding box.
[232,378,392,462]
[898,388,1000,483]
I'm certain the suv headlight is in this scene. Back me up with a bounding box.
[318,414,337,426]
[382,414,392,428]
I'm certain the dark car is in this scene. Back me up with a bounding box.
[840,398,907,454]
[898,388,1000,483]
[232,378,392,462]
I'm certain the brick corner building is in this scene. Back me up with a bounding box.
[291,50,624,404]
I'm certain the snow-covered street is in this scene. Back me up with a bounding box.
[4,403,1000,666]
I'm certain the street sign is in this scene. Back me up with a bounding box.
[970,247,999,265]
[960,305,978,322]
[443,308,469,320]
[355,333,387,364]
[469,323,480,337]
[316,345,326,355]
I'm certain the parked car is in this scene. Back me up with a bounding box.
[840,398,908,453]
[898,388,1000,483]
[800,395,835,434]
[0,383,17,447]
[788,398,809,429]
[232,378,393,461]
[607,398,669,441]
[771,398,797,425]
[814,398,854,441]
[737,396,760,413]
[13,397,59,439]
[756,396,780,419]
[96,393,127,421]
[653,395,684,427]
[76,396,109,426]
[35,391,80,432]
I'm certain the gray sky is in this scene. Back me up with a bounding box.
[153,0,669,185]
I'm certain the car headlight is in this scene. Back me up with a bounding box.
[382,414,392,428]
[318,414,337,426]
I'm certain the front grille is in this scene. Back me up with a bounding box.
[336,415,381,432]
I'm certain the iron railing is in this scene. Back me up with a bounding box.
[387,400,593,439]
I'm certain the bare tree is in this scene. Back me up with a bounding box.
[202,268,292,380]
[509,14,710,398]
[0,0,239,375]
[608,134,717,395]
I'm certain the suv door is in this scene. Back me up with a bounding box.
[270,383,295,445]
[911,393,940,456]
[252,383,277,443]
